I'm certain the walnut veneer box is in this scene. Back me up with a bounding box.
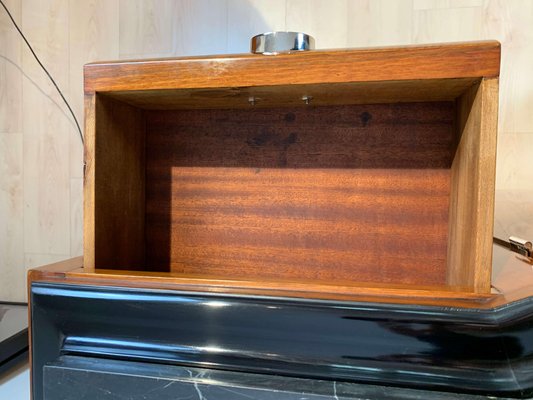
[75,41,500,301]
[36,41,533,400]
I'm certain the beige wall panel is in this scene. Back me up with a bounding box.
[70,177,82,257]
[227,0,286,53]
[494,189,533,241]
[414,1,482,10]
[413,5,483,43]
[69,0,119,179]
[119,0,175,58]
[483,0,533,134]
[287,0,348,49]
[450,0,482,7]
[496,132,533,191]
[482,1,533,192]
[0,0,21,133]
[24,253,70,271]
[414,0,450,9]
[347,0,413,47]
[0,133,23,302]
[22,0,71,256]
[173,0,228,56]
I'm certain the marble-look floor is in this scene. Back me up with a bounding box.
[44,356,513,400]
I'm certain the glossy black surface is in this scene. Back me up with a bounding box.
[0,303,28,376]
[44,355,509,400]
[31,283,533,400]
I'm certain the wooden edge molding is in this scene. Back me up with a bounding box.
[26,257,512,309]
[84,41,501,93]
[28,256,84,283]
[27,249,533,310]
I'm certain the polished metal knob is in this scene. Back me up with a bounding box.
[251,32,315,55]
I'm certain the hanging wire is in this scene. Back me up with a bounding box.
[0,0,84,145]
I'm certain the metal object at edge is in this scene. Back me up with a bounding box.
[494,235,533,263]
[251,32,315,55]
[509,236,533,260]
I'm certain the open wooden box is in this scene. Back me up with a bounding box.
[82,41,500,298]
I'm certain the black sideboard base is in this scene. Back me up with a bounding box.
[31,283,533,399]
[0,303,28,377]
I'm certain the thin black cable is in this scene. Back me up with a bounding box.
[0,301,27,306]
[0,0,84,146]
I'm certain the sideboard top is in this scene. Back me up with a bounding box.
[84,41,500,94]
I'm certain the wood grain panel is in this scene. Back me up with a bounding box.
[27,181,527,308]
[413,4,483,44]
[227,0,286,54]
[84,41,501,93]
[172,0,228,56]
[447,78,498,293]
[483,0,533,133]
[414,0,450,10]
[70,178,83,257]
[29,187,531,306]
[144,102,454,286]
[286,0,348,49]
[69,0,119,179]
[0,0,22,133]
[83,94,96,271]
[145,102,455,168]
[22,0,71,255]
[37,263,495,307]
[347,0,413,47]
[118,0,173,58]
[0,133,24,302]
[88,95,146,270]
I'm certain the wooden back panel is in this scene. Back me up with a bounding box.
[144,102,454,285]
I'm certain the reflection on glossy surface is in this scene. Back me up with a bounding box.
[31,283,533,399]
[0,303,28,377]
[0,304,27,343]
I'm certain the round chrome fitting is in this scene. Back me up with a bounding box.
[251,32,315,55]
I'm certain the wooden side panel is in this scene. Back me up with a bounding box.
[89,95,146,269]
[145,102,454,286]
[447,78,499,293]
[83,94,96,270]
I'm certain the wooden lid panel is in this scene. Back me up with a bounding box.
[84,41,500,93]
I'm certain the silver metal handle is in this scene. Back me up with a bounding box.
[251,32,315,55]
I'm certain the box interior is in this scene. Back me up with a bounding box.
[90,79,492,293]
